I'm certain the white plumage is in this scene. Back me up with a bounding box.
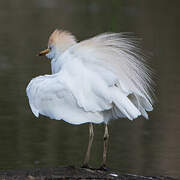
[26,30,154,124]
[26,29,154,168]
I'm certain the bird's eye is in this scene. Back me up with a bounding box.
[49,45,53,50]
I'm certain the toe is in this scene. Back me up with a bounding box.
[81,164,90,169]
[98,164,109,171]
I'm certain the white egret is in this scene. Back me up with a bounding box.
[26,29,154,170]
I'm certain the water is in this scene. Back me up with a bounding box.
[0,0,180,178]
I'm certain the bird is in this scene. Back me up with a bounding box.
[26,29,154,170]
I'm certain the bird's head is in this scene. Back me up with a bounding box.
[38,29,77,59]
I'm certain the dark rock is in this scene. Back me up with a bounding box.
[0,166,178,180]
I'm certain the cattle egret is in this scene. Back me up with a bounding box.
[26,29,154,170]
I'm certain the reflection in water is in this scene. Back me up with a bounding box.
[0,0,180,178]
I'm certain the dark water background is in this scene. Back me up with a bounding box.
[0,0,180,178]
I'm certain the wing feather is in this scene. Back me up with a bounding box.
[26,73,105,124]
[69,33,154,104]
[27,32,154,122]
[64,32,155,119]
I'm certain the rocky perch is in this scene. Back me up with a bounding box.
[0,166,178,180]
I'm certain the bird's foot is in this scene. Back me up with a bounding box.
[98,164,109,171]
[81,164,97,171]
[81,164,88,168]
[81,164,91,169]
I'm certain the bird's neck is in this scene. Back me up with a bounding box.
[51,57,60,74]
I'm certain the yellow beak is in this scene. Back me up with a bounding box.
[37,48,50,56]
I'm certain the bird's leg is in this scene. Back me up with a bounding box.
[82,123,94,168]
[100,124,109,170]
